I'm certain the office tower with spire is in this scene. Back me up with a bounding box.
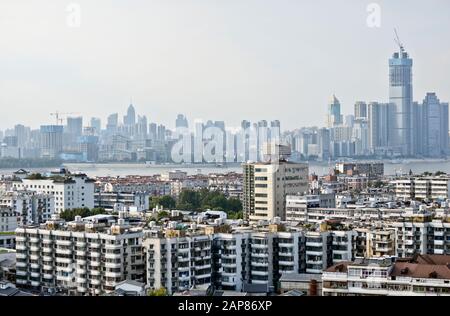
[123,104,136,126]
[327,95,343,128]
[388,31,413,156]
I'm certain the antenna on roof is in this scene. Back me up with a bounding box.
[394,28,405,54]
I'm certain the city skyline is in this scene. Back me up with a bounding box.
[1,0,450,131]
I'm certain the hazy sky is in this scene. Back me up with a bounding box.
[1,0,449,131]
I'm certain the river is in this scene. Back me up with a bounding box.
[2,160,450,177]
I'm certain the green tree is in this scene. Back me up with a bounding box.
[147,288,168,296]
[157,211,170,220]
[227,211,243,220]
[150,196,176,210]
[59,207,106,221]
[177,190,202,211]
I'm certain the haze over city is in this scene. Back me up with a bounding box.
[1,0,450,130]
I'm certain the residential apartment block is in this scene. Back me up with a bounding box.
[243,161,309,222]
[15,214,144,295]
[322,255,450,296]
[12,171,95,213]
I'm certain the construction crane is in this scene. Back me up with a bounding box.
[50,111,80,125]
[394,28,405,54]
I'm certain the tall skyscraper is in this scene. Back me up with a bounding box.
[66,117,83,137]
[135,115,148,140]
[421,93,449,157]
[388,44,413,156]
[14,124,29,148]
[175,114,188,129]
[106,113,119,133]
[327,95,343,128]
[368,102,391,155]
[354,102,368,120]
[123,104,136,126]
[90,117,101,134]
[40,125,63,158]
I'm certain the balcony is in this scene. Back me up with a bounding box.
[252,280,269,285]
[178,266,190,272]
[195,272,211,279]
[56,257,72,264]
[90,270,101,276]
[105,244,122,250]
[178,275,191,281]
[221,280,235,287]
[251,253,268,258]
[56,240,72,246]
[105,271,122,278]
[56,249,72,255]
[252,244,268,249]
[251,270,269,276]
[16,270,27,276]
[76,268,86,274]
[31,272,40,278]
[16,245,27,251]
[178,256,190,262]
[43,264,53,270]
[30,263,40,269]
[76,277,87,283]
[433,249,444,255]
[43,273,53,280]
[16,236,27,242]
[76,242,86,247]
[105,262,121,268]
[90,279,101,286]
[279,261,295,266]
[251,261,269,267]
[30,237,40,243]
[31,281,40,287]
[278,243,294,248]
[76,259,86,265]
[16,253,28,259]
[305,250,323,256]
[42,247,53,253]
[76,250,86,256]
[105,253,122,259]
[306,242,323,247]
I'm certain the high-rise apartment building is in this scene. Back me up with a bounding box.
[90,118,101,134]
[327,95,343,128]
[242,161,309,222]
[354,102,367,120]
[15,214,145,295]
[368,102,391,155]
[388,47,413,156]
[39,125,63,159]
[12,171,95,213]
